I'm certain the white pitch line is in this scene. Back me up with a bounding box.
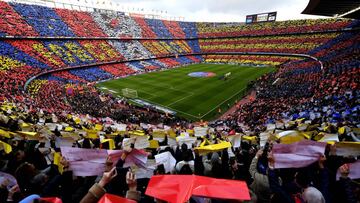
[167,92,194,107]
[139,90,157,98]
[131,77,184,92]
[138,97,200,119]
[108,90,118,93]
[199,87,247,119]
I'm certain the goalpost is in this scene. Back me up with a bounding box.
[122,88,138,98]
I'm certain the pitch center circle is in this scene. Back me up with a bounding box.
[188,72,216,78]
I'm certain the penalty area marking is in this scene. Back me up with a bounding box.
[98,87,120,95]
[124,86,248,120]
[137,97,201,120]
[167,92,194,107]
[199,87,247,119]
[108,89,117,93]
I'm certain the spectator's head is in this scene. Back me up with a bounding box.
[15,150,26,162]
[155,164,166,175]
[211,152,220,164]
[181,143,188,152]
[179,164,192,175]
[229,157,238,171]
[15,162,38,189]
[183,150,193,162]
[295,169,311,189]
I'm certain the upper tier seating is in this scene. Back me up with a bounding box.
[196,18,352,37]
[0,1,358,121]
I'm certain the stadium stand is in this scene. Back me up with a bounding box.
[0,1,359,203]
[162,20,186,38]
[145,18,174,38]
[91,10,142,38]
[132,16,158,38]
[196,18,352,37]
[179,21,198,38]
[220,20,360,128]
[55,8,107,38]
[204,54,304,66]
[199,33,341,54]
[10,3,76,37]
[0,1,39,36]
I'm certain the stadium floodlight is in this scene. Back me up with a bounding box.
[122,88,138,98]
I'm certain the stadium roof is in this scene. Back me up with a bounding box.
[302,0,360,19]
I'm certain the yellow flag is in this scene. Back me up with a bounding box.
[74,117,81,124]
[1,104,14,111]
[85,129,99,139]
[338,127,346,135]
[276,131,305,144]
[148,140,159,149]
[16,131,37,137]
[168,130,176,138]
[199,139,210,147]
[94,124,103,131]
[64,126,74,132]
[301,131,317,139]
[130,130,145,136]
[242,135,257,142]
[195,141,231,155]
[153,130,166,137]
[53,152,64,174]
[0,129,11,138]
[53,152,61,165]
[107,133,120,138]
[324,125,332,132]
[0,141,12,154]
[101,139,115,150]
[186,129,194,135]
[20,123,31,128]
[295,118,305,123]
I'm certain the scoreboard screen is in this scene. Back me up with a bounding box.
[246,12,277,24]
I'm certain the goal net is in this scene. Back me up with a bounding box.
[122,88,138,98]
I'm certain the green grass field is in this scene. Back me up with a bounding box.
[97,64,275,121]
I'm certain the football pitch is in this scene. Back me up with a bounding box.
[97,64,275,121]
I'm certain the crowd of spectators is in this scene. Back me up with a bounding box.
[220,23,360,130]
[199,33,340,54]
[0,89,359,202]
[197,18,352,37]
[0,1,357,125]
[0,2,359,202]
[0,1,38,37]
[204,54,303,66]
[55,8,107,38]
[0,1,203,116]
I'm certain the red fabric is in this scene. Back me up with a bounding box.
[192,176,250,201]
[39,197,63,203]
[228,129,236,135]
[145,175,250,203]
[98,193,136,203]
